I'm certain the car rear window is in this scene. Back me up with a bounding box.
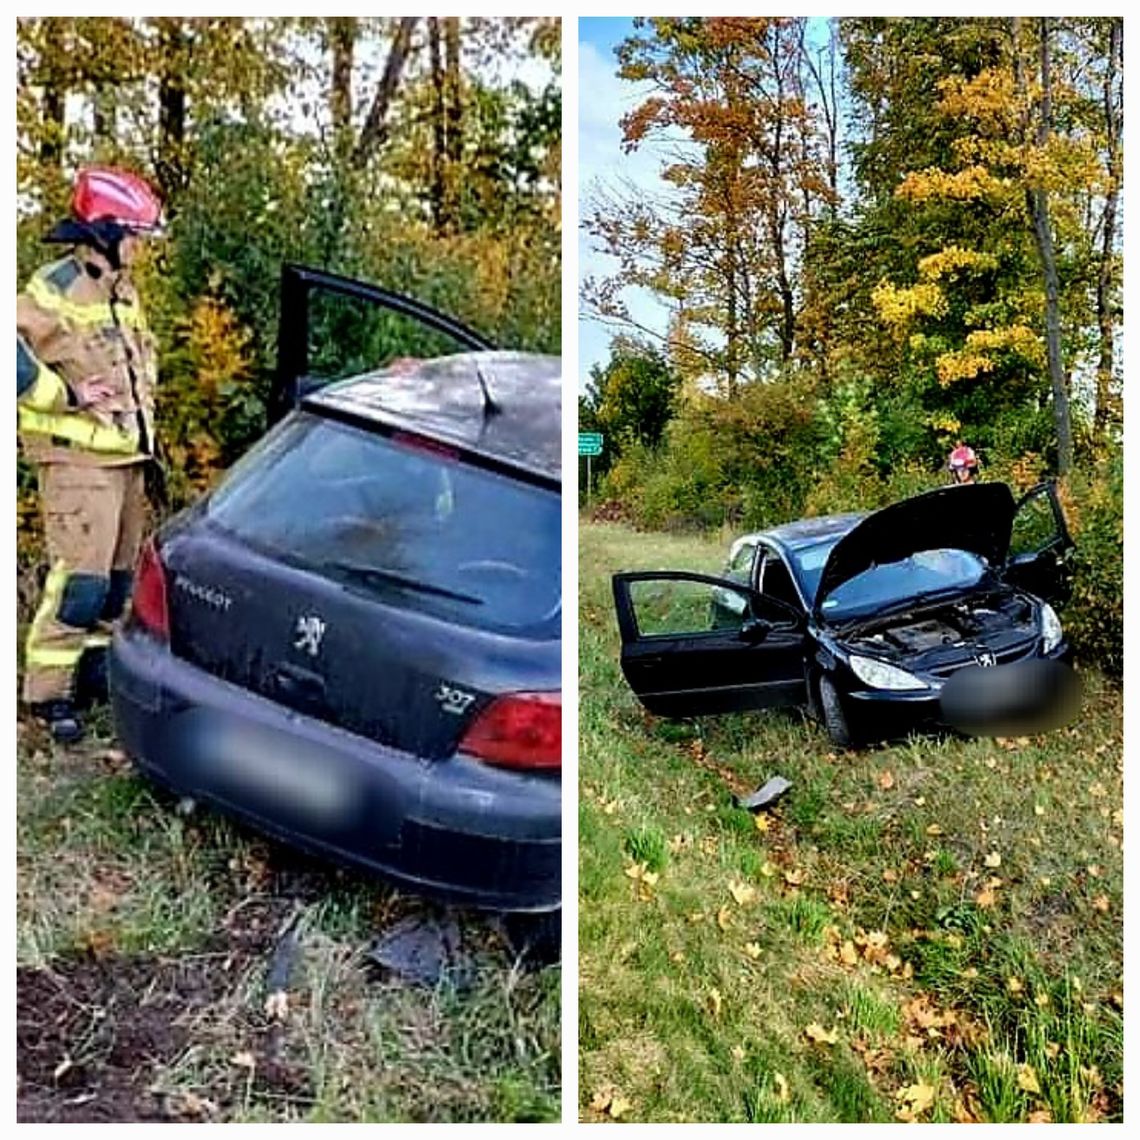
[205,412,560,637]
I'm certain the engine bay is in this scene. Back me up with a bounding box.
[846,592,1037,659]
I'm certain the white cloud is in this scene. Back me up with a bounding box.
[577,38,676,389]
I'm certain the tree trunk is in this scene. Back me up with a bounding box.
[442,17,462,226]
[329,17,356,166]
[1013,16,1073,475]
[428,17,448,231]
[92,85,116,153]
[353,16,418,170]
[156,18,188,205]
[1094,17,1122,441]
[38,18,66,174]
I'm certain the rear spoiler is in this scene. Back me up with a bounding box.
[269,263,495,425]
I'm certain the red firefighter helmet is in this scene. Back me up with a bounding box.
[948,443,979,471]
[71,166,163,233]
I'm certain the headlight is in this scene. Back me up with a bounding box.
[848,654,928,691]
[1040,603,1063,653]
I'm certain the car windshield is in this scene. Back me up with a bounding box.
[206,412,560,637]
[792,540,988,620]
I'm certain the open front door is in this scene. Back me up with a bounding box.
[612,571,806,718]
[1005,482,1074,605]
[270,263,496,425]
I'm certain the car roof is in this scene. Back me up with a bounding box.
[303,351,562,485]
[741,511,867,553]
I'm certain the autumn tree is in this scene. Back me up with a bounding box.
[583,17,834,396]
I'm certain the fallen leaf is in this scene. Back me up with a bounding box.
[896,1081,937,1120]
[882,868,899,884]
[984,851,1002,868]
[926,824,943,837]
[231,1051,256,1071]
[754,814,771,833]
[784,868,804,886]
[839,940,858,966]
[729,881,757,906]
[1034,803,1046,816]
[264,990,289,1020]
[687,911,706,924]
[877,769,895,790]
[774,1072,790,1103]
[975,887,997,908]
[914,796,926,806]
[1092,894,1110,913]
[744,942,762,960]
[52,1056,73,1081]
[607,1095,632,1119]
[1017,1063,1042,1095]
[731,1044,745,1062]
[717,906,733,931]
[804,1022,839,1046]
[760,861,777,878]
[708,988,723,1018]
[1027,1109,1053,1123]
[1007,976,1024,996]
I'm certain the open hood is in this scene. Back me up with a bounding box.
[812,483,1018,618]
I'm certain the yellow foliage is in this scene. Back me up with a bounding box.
[917,246,997,281]
[897,165,1012,204]
[871,280,947,332]
[936,352,992,385]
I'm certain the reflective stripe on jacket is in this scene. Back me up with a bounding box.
[17,247,157,466]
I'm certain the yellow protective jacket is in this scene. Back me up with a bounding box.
[17,246,158,467]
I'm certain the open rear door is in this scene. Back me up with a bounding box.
[270,263,495,425]
[1005,482,1074,605]
[612,571,806,718]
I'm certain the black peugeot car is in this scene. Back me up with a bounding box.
[612,482,1076,748]
[110,265,561,913]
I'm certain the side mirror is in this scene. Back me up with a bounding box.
[740,617,771,644]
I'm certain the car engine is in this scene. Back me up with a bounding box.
[848,593,1037,658]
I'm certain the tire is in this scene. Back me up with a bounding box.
[817,675,855,750]
[502,909,561,967]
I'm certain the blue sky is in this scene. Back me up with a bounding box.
[578,18,673,392]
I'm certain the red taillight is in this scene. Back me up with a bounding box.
[132,539,169,640]
[459,692,561,771]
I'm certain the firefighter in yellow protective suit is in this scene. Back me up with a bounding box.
[18,167,164,743]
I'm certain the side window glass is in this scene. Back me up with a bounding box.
[758,551,801,610]
[1011,486,1061,559]
[727,542,755,583]
[629,578,751,637]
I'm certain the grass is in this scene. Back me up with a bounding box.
[16,705,560,1123]
[578,519,1122,1124]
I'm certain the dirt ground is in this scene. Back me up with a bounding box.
[17,888,312,1123]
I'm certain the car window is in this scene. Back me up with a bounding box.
[820,549,988,619]
[206,412,560,637]
[727,541,755,583]
[758,550,801,609]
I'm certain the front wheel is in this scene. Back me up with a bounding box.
[817,675,856,750]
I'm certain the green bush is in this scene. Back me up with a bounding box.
[1061,454,1123,677]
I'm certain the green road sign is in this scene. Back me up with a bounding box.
[578,432,604,456]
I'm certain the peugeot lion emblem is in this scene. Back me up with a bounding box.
[294,614,327,658]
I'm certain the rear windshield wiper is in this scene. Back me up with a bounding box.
[319,560,484,605]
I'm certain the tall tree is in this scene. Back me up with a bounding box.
[582,17,834,394]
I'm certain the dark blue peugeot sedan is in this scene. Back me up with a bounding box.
[110,266,561,914]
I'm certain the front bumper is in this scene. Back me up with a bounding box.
[109,629,561,912]
[843,641,1074,741]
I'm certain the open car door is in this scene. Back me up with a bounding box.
[1004,481,1074,605]
[269,263,495,424]
[612,571,806,718]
